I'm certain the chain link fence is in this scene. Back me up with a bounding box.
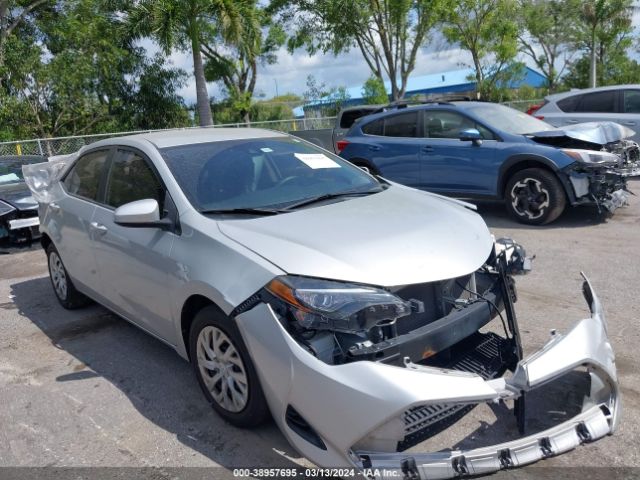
[0,99,544,158]
[0,116,336,158]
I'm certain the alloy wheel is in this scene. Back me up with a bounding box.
[49,251,68,301]
[196,326,249,413]
[510,177,550,220]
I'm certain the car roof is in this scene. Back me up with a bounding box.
[545,84,640,101]
[92,127,289,149]
[354,100,492,125]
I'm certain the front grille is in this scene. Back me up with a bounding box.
[398,332,510,451]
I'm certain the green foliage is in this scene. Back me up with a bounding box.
[518,0,582,92]
[271,0,447,100]
[202,3,284,123]
[0,0,191,141]
[361,76,388,105]
[441,0,519,99]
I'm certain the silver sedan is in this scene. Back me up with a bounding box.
[24,128,619,478]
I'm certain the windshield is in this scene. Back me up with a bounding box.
[160,136,381,212]
[464,103,555,135]
[0,156,42,185]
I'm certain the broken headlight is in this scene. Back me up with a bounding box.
[265,276,411,333]
[0,200,16,216]
[562,149,619,166]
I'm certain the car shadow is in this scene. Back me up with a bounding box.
[9,276,302,469]
[472,200,611,230]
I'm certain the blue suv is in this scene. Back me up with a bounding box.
[339,101,639,224]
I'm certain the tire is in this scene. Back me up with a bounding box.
[46,243,91,309]
[505,168,566,225]
[350,159,380,176]
[189,306,270,428]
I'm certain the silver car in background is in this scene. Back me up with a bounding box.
[534,85,640,142]
[24,128,619,478]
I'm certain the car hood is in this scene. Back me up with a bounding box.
[0,182,38,211]
[529,121,634,146]
[218,186,493,287]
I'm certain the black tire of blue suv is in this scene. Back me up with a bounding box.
[505,168,566,225]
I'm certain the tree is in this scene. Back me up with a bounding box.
[0,0,191,141]
[577,0,633,88]
[127,0,246,126]
[202,4,285,123]
[0,0,48,80]
[271,0,446,100]
[517,0,581,92]
[361,75,388,104]
[441,0,519,99]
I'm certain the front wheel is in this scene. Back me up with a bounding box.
[189,306,270,427]
[505,168,566,225]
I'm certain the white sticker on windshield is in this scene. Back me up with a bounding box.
[294,153,341,169]
[260,147,273,152]
[0,173,19,183]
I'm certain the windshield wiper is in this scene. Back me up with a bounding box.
[282,186,385,211]
[199,207,286,216]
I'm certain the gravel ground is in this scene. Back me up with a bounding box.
[0,181,638,478]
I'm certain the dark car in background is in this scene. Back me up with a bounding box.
[339,101,640,225]
[0,155,44,245]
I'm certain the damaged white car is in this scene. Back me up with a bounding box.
[23,129,619,477]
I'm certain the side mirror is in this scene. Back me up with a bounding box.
[114,199,172,230]
[459,128,483,146]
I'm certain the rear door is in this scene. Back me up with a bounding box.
[418,109,497,195]
[357,110,422,186]
[91,148,178,342]
[552,90,621,127]
[57,149,111,294]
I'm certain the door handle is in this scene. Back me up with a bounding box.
[422,146,434,153]
[566,119,579,124]
[368,145,381,151]
[89,222,108,235]
[622,121,636,126]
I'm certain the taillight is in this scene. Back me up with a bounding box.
[526,103,542,115]
[535,115,545,120]
[336,140,349,153]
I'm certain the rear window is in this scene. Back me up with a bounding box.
[339,109,378,129]
[557,95,582,112]
[576,91,616,113]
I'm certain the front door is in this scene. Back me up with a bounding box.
[91,148,178,342]
[419,110,498,196]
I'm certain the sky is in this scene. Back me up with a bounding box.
[144,38,474,104]
[146,5,640,106]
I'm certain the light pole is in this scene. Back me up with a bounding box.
[274,78,279,98]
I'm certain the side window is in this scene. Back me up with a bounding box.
[105,150,164,210]
[63,150,109,201]
[623,90,640,113]
[382,112,419,137]
[576,91,616,113]
[557,95,581,112]
[362,119,383,135]
[424,111,494,139]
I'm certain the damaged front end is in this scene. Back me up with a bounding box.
[234,239,618,477]
[530,121,640,212]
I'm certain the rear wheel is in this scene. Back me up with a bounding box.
[46,244,91,309]
[505,168,566,225]
[189,306,270,427]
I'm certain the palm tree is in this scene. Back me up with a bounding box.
[127,0,244,126]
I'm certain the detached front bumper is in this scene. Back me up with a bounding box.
[235,274,619,476]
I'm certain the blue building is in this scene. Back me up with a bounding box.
[294,67,547,117]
